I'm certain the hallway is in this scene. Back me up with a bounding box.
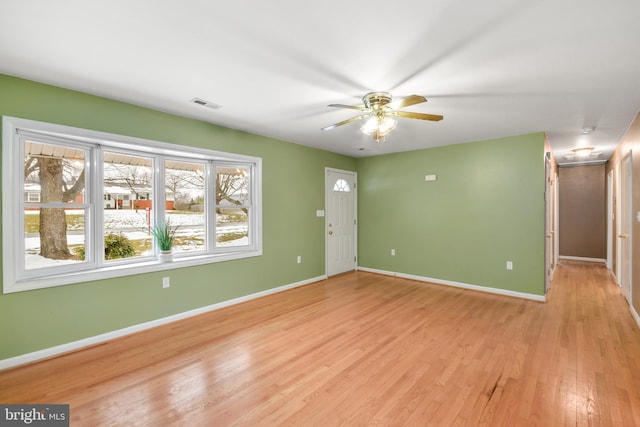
[535,260,640,425]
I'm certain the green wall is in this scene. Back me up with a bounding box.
[356,134,546,295]
[0,75,356,359]
[0,74,546,362]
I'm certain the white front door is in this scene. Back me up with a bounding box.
[620,152,633,302]
[326,168,357,276]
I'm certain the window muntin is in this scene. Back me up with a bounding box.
[3,116,262,293]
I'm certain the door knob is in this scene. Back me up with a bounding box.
[328,230,333,235]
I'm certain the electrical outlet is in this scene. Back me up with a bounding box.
[506,261,513,270]
[162,277,170,288]
[297,255,302,264]
[391,249,396,256]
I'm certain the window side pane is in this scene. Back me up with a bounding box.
[23,139,88,270]
[215,165,251,249]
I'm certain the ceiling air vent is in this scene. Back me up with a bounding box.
[191,98,221,110]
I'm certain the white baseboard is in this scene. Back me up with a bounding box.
[610,270,619,286]
[357,267,545,302]
[0,275,326,371]
[631,305,640,330]
[559,256,606,263]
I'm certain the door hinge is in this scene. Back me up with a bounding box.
[354,219,357,225]
[354,256,357,262]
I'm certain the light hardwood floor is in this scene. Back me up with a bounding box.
[2,261,640,426]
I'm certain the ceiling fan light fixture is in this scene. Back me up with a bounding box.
[322,91,441,142]
[360,115,397,140]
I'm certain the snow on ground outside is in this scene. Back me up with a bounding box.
[24,209,248,269]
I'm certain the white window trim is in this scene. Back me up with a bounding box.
[2,116,263,294]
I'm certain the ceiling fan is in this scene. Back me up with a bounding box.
[321,92,443,142]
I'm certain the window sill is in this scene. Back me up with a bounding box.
[3,249,262,294]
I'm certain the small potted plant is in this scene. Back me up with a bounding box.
[151,220,178,262]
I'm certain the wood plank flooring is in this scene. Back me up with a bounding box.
[2,261,640,426]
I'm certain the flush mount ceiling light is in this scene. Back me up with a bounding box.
[321,92,443,142]
[580,127,595,134]
[572,146,595,158]
[564,146,603,161]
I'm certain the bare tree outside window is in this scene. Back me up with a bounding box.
[24,141,87,266]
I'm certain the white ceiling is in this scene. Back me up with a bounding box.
[2,0,640,163]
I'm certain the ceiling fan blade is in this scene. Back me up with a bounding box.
[328,103,369,111]
[394,111,443,121]
[387,95,427,109]
[321,114,371,131]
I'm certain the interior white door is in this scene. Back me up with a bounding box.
[326,169,357,276]
[620,152,632,302]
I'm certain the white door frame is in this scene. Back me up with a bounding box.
[606,169,613,270]
[619,152,633,302]
[554,172,559,270]
[544,157,553,293]
[616,164,622,284]
[325,167,357,276]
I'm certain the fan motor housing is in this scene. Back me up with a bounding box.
[363,92,392,109]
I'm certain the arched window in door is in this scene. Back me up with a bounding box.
[333,178,351,192]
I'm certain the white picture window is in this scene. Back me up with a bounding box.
[2,116,262,293]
